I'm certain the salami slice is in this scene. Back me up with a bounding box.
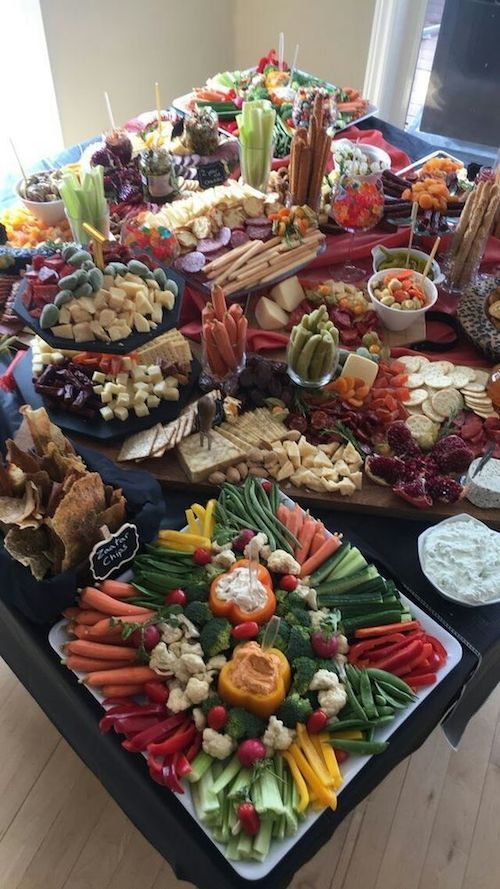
[244,216,271,228]
[246,225,272,241]
[230,229,250,248]
[174,251,206,273]
[196,226,232,253]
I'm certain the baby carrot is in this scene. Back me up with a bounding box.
[74,610,107,626]
[300,535,342,577]
[63,607,81,619]
[98,580,135,599]
[89,612,155,637]
[79,587,151,617]
[64,656,133,672]
[65,640,138,661]
[83,666,157,687]
[211,285,227,321]
[102,684,145,698]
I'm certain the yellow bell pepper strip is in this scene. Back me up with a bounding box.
[158,530,211,550]
[157,540,199,553]
[185,508,200,535]
[218,642,291,719]
[282,751,309,813]
[296,723,333,787]
[288,743,337,810]
[317,733,343,790]
[203,499,216,539]
[191,503,207,531]
[328,729,364,740]
[209,559,276,626]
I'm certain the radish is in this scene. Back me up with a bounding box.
[130,625,161,651]
[237,738,267,767]
[233,529,255,552]
[311,630,338,659]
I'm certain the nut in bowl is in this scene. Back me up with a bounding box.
[367,267,437,332]
[16,172,65,225]
[371,245,444,285]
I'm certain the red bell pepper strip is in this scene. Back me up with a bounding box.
[348,633,408,662]
[173,751,192,778]
[113,715,161,735]
[426,635,447,665]
[354,620,421,639]
[366,633,425,663]
[147,722,196,758]
[122,714,186,752]
[372,639,424,673]
[405,672,437,688]
[161,756,184,794]
[185,732,202,762]
[99,703,165,733]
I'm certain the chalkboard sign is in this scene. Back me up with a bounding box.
[89,522,139,582]
[197,161,227,189]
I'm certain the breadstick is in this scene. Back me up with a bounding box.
[459,181,500,286]
[451,180,493,282]
[204,240,256,272]
[209,241,265,284]
[259,249,320,283]
[296,145,312,205]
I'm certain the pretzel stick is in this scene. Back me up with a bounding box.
[231,232,323,281]
[210,241,265,284]
[259,249,320,283]
[204,240,256,272]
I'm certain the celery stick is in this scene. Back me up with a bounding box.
[251,770,285,816]
[186,751,213,783]
[228,767,252,799]
[197,766,219,820]
[251,818,274,860]
[237,830,253,859]
[226,833,241,860]
[211,754,241,795]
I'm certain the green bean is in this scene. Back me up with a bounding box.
[324,737,388,755]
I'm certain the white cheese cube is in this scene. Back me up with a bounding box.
[133,313,150,333]
[151,303,163,323]
[164,375,178,388]
[122,357,133,371]
[270,276,305,313]
[153,381,167,397]
[131,366,146,381]
[107,382,120,395]
[134,381,150,391]
[134,403,150,417]
[147,365,162,382]
[255,296,288,331]
[114,406,129,421]
[100,406,114,421]
[116,372,129,387]
[93,385,104,395]
[101,390,113,404]
[146,395,160,409]
[92,371,106,384]
[164,387,180,401]
[340,353,378,389]
[51,351,66,365]
[133,389,148,404]
[116,392,131,408]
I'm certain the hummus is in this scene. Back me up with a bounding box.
[214,567,268,613]
[229,642,281,695]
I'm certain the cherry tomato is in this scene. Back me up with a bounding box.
[261,480,272,494]
[165,588,187,606]
[279,574,298,591]
[207,705,228,731]
[307,709,328,734]
[237,802,260,836]
[144,681,170,704]
[193,548,212,566]
[231,621,259,640]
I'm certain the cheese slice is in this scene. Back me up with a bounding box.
[255,296,289,331]
[340,353,379,389]
[177,430,246,482]
[270,276,305,313]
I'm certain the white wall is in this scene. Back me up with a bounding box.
[233,0,376,92]
[39,0,234,145]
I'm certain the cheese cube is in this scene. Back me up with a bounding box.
[51,351,65,365]
[255,296,288,331]
[102,275,114,289]
[59,307,71,324]
[134,381,150,391]
[147,365,162,382]
[146,394,160,409]
[122,357,133,371]
[132,366,147,381]
[134,313,150,333]
[101,390,113,404]
[106,382,120,395]
[33,363,43,376]
[164,387,180,401]
[51,324,74,339]
[100,406,114,421]
[114,406,129,421]
[133,389,148,404]
[164,375,178,388]
[153,380,167,397]
[270,276,305,313]
[116,373,129,387]
[151,303,163,323]
[78,297,97,314]
[135,292,154,315]
[93,385,104,395]
[92,371,106,384]
[134,403,150,417]
[157,291,174,309]
[340,353,378,389]
[146,278,157,290]
[99,309,116,327]
[116,392,130,408]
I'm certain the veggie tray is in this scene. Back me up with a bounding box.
[12,349,201,441]
[48,481,462,879]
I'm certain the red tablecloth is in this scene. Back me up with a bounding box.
[179,128,500,367]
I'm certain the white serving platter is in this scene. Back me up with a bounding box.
[396,149,464,176]
[418,512,500,607]
[48,493,462,880]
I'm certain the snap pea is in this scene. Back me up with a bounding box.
[345,664,361,693]
[376,705,395,717]
[344,676,368,722]
[374,694,387,707]
[365,668,416,698]
[373,681,410,710]
[324,737,388,755]
[360,669,378,720]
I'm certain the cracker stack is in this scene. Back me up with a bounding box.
[289,94,332,211]
[135,328,192,368]
[448,168,500,288]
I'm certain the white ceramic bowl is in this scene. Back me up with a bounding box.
[331,138,391,174]
[367,267,438,332]
[371,245,444,285]
[16,177,65,225]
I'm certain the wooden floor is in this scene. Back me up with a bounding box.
[0,657,499,889]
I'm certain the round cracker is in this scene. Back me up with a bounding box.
[450,370,473,389]
[428,360,455,374]
[472,369,490,385]
[431,387,464,417]
[453,365,477,383]
[462,382,486,394]
[469,408,498,419]
[398,355,423,373]
[405,414,439,449]
[464,394,492,406]
[406,373,424,389]
[424,372,455,389]
[422,398,446,423]
[402,388,427,406]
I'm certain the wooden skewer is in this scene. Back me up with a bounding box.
[422,235,440,279]
[405,201,419,267]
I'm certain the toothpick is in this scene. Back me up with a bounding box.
[405,201,419,267]
[9,138,27,187]
[422,235,440,279]
[278,32,285,72]
[289,43,299,83]
[155,81,162,132]
[104,91,116,131]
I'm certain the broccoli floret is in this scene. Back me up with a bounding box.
[225,707,266,740]
[276,693,313,728]
[257,620,290,654]
[287,590,309,610]
[199,617,232,658]
[285,626,313,661]
[184,601,212,627]
[285,607,311,628]
[200,693,223,717]
[184,584,210,604]
[317,658,338,674]
[291,657,319,695]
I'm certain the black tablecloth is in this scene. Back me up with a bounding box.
[0,117,497,888]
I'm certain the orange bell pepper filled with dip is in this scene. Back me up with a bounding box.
[209,558,276,626]
[218,637,291,719]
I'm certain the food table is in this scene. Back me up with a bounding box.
[0,106,499,889]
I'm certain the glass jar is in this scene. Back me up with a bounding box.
[330,173,384,282]
[487,365,500,408]
[139,147,179,204]
[183,107,220,156]
[104,128,133,165]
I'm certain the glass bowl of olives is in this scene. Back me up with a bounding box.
[16,170,65,225]
[372,244,444,284]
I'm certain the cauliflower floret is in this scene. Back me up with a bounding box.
[336,634,349,655]
[295,580,318,610]
[244,532,268,559]
[169,641,183,658]
[202,728,236,760]
[192,707,206,732]
[309,669,340,692]
[211,540,233,554]
[180,653,206,675]
[167,687,192,712]
[149,642,177,676]
[185,676,211,704]
[212,550,237,570]
[180,640,204,657]
[178,614,200,638]
[318,684,347,718]
[309,608,330,631]
[159,623,183,644]
[266,550,301,575]
[206,654,227,672]
[262,715,295,752]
